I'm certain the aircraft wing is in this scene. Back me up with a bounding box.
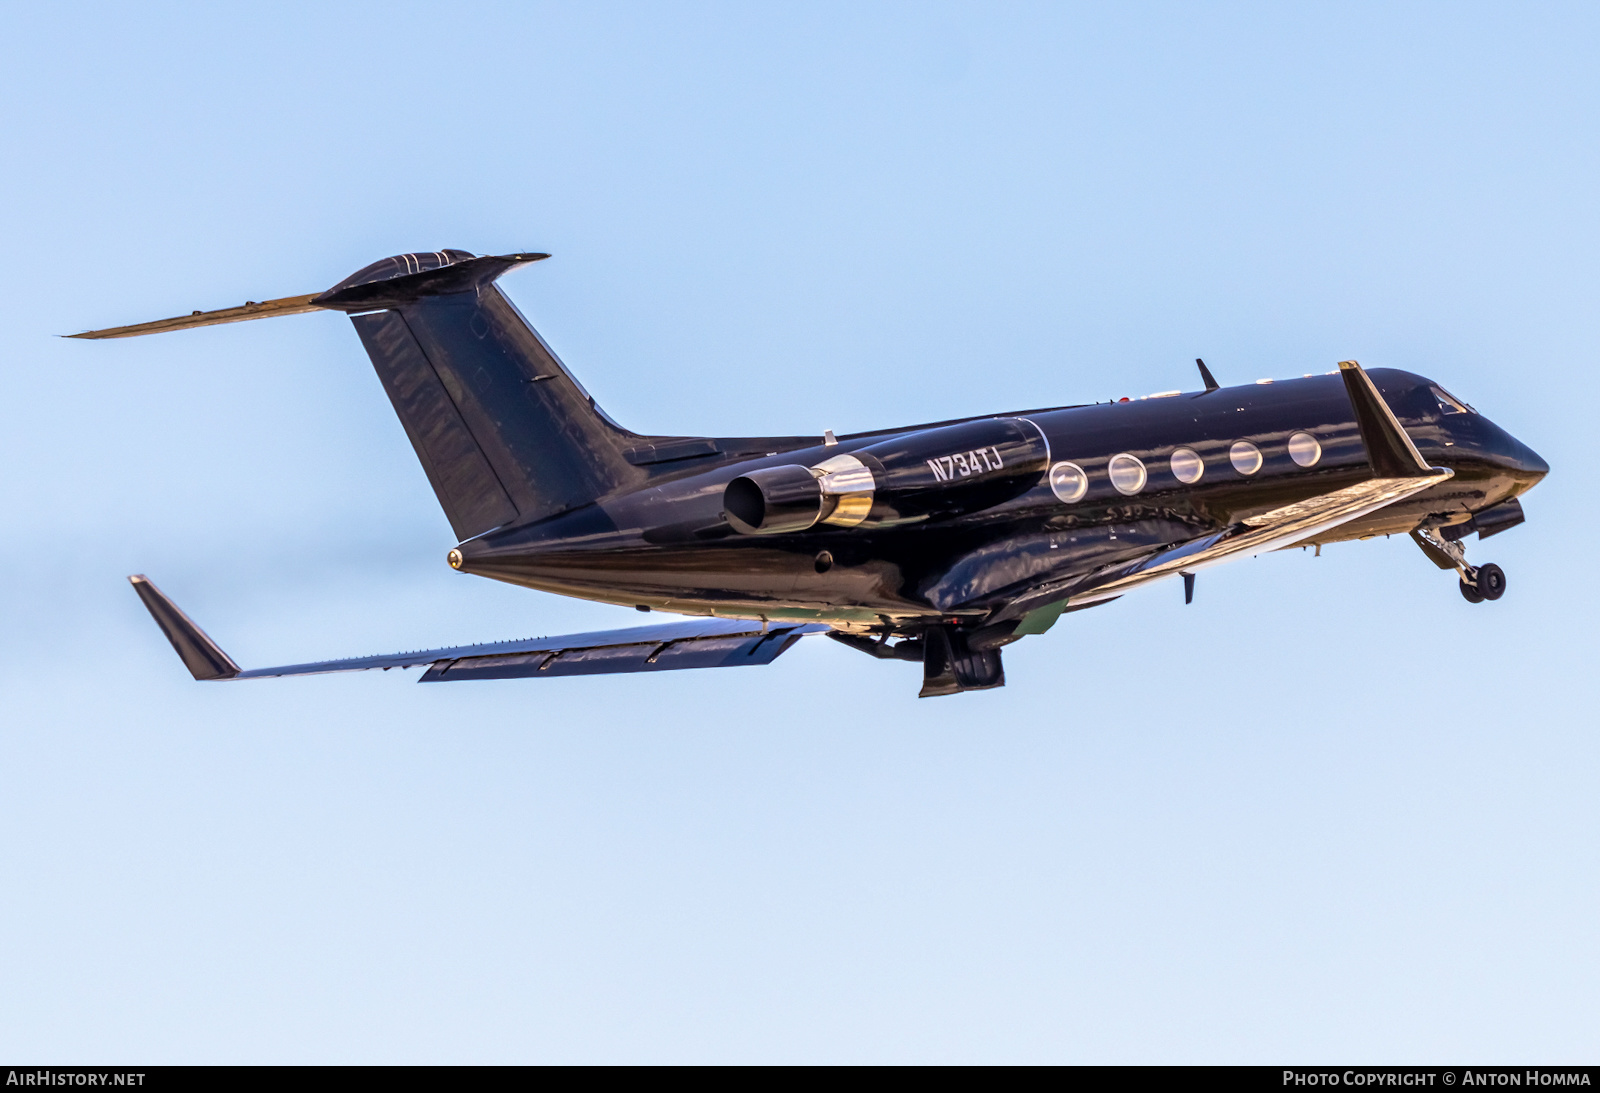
[1010,358,1455,620]
[129,575,823,682]
[1068,469,1452,604]
[1001,469,1453,626]
[1071,357,1452,603]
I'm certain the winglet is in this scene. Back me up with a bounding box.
[1337,360,1434,478]
[1196,358,1220,392]
[128,576,240,680]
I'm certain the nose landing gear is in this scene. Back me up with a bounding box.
[1411,527,1507,604]
[1460,561,1506,603]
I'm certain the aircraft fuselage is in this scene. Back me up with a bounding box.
[454,368,1547,627]
[86,250,1548,696]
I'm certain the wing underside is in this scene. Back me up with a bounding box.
[129,576,823,682]
[1001,470,1454,622]
[1072,470,1453,603]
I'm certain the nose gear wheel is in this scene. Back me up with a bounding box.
[1416,526,1508,605]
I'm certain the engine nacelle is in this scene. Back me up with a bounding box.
[723,418,1049,535]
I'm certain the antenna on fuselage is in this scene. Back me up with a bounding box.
[1195,358,1220,392]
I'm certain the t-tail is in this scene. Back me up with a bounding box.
[70,250,652,540]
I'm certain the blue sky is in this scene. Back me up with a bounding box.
[1,1,1596,1062]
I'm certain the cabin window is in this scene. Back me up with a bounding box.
[1287,432,1322,467]
[1230,441,1263,475]
[1170,447,1204,484]
[1108,453,1147,495]
[1048,461,1089,503]
[1431,386,1476,415]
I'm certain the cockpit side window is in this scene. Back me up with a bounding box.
[1431,386,1476,415]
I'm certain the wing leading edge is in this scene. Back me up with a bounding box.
[129,576,823,683]
[1068,470,1452,605]
[997,469,1451,622]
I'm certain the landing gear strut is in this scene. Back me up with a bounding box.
[1412,527,1506,604]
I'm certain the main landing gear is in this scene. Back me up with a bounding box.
[828,621,1012,697]
[1411,527,1507,604]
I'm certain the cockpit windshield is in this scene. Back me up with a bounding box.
[1431,386,1476,415]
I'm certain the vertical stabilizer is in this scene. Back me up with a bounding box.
[314,251,650,539]
[70,249,665,542]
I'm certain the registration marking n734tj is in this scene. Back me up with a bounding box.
[928,446,1004,481]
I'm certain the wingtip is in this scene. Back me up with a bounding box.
[1336,358,1433,477]
[128,575,241,681]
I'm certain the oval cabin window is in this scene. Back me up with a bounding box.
[1170,447,1204,484]
[1229,441,1263,475]
[1287,432,1322,467]
[1108,453,1147,495]
[1048,462,1088,504]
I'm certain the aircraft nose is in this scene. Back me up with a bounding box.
[1477,418,1549,487]
[1522,442,1550,480]
[1500,429,1549,480]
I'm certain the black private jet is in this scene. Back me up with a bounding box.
[75,250,1548,697]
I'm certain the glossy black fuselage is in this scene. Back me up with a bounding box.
[454,369,1547,628]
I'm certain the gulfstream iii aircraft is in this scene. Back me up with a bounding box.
[75,250,1548,697]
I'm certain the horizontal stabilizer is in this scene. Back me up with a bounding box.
[129,576,241,680]
[69,294,326,339]
[65,251,552,339]
[127,577,824,682]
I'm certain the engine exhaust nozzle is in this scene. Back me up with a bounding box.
[724,465,824,535]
